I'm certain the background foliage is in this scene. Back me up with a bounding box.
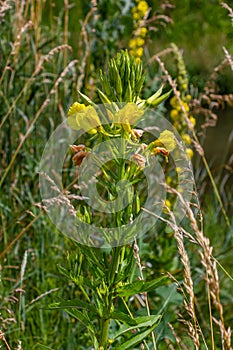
[0,0,232,349]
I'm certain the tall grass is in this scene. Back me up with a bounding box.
[0,0,232,349]
[0,1,80,348]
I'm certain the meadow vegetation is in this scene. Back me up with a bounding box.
[0,0,232,349]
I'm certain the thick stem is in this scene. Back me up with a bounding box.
[99,138,126,348]
[99,317,111,349]
[99,246,122,349]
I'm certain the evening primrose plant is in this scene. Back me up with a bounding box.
[45,51,185,350]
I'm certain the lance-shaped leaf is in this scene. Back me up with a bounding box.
[110,311,137,326]
[78,90,96,107]
[48,298,98,315]
[146,85,164,104]
[36,345,55,350]
[114,315,161,350]
[65,308,96,335]
[97,89,112,104]
[115,276,167,297]
[57,265,96,289]
[146,89,172,107]
[113,315,162,338]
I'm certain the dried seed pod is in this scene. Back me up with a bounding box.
[132,153,146,168]
[70,144,89,166]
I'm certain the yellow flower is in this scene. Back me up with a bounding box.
[182,101,189,112]
[129,39,137,49]
[186,148,194,159]
[189,116,196,127]
[137,0,149,14]
[170,96,178,108]
[166,176,172,185]
[133,12,140,20]
[115,103,144,125]
[68,102,86,116]
[136,47,144,57]
[173,121,179,129]
[156,130,176,152]
[165,199,171,209]
[136,37,145,47]
[176,167,182,173]
[182,133,191,145]
[67,102,101,134]
[170,109,179,121]
[140,27,147,37]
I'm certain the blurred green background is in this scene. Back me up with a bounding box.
[0,0,232,348]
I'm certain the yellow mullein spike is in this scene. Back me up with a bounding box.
[189,116,196,127]
[186,148,194,159]
[170,109,179,121]
[182,133,191,145]
[137,0,149,14]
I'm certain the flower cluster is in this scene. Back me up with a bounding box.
[169,44,196,160]
[129,0,149,60]
[67,51,176,171]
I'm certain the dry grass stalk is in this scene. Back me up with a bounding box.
[0,330,11,350]
[0,20,33,85]
[221,2,233,26]
[143,2,173,33]
[167,208,200,349]
[28,288,59,306]
[0,58,77,188]
[0,44,72,131]
[223,47,233,71]
[171,189,232,349]
[0,0,12,19]
[39,172,77,217]
[168,323,189,350]
[63,0,69,67]
[15,340,23,350]
[76,0,97,91]
[154,53,231,230]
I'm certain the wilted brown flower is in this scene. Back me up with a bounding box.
[70,144,89,166]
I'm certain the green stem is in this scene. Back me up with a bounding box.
[99,136,127,348]
[99,246,122,349]
[99,317,111,349]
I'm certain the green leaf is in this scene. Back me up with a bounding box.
[48,298,98,314]
[111,311,137,326]
[57,264,70,279]
[65,308,99,348]
[146,90,172,107]
[75,244,105,271]
[114,316,161,349]
[65,308,96,334]
[97,89,112,104]
[113,315,161,339]
[115,276,167,297]
[78,90,96,106]
[36,344,55,350]
[57,265,96,290]
[146,85,164,104]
